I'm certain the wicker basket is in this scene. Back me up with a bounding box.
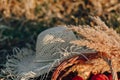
[52,52,120,80]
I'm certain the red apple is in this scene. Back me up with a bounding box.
[107,74,112,80]
[91,74,109,80]
[72,76,84,80]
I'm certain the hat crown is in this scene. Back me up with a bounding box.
[36,26,77,60]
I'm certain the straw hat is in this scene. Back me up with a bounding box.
[35,26,77,60]
[5,26,81,80]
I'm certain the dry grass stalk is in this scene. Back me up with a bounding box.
[70,17,120,58]
[0,0,120,21]
[0,0,84,20]
[70,17,120,80]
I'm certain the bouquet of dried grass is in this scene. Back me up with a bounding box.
[52,17,120,80]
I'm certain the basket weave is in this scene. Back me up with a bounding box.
[52,52,120,80]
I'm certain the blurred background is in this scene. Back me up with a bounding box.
[0,0,120,79]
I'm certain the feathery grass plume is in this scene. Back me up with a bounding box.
[70,17,120,80]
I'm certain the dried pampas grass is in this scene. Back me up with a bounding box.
[70,17,120,58]
[70,17,120,80]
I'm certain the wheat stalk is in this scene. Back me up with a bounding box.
[70,17,120,80]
